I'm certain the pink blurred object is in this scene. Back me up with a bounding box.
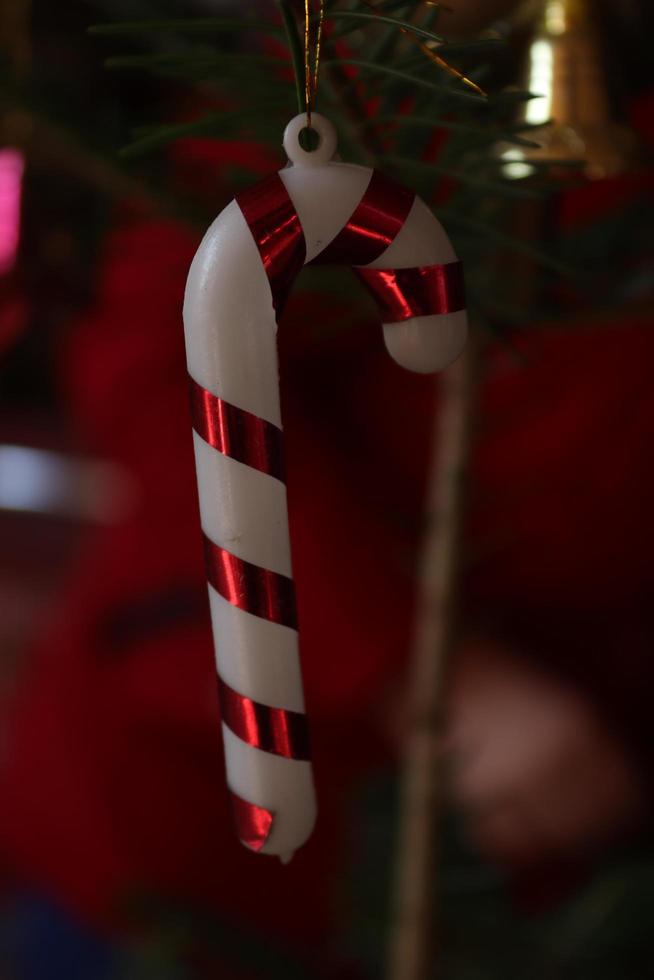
[0,149,24,277]
[445,640,647,867]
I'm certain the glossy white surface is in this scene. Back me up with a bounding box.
[183,115,467,857]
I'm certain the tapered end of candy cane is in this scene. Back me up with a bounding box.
[229,790,274,852]
[224,728,317,858]
[383,310,468,374]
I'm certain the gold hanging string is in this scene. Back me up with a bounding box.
[412,35,485,96]
[304,0,311,123]
[304,0,325,128]
[313,0,325,112]
[361,0,486,97]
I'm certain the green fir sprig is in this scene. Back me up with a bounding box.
[87,0,582,325]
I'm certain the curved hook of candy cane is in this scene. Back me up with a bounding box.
[281,113,468,374]
[183,114,467,861]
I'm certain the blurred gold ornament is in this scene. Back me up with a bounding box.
[503,0,638,179]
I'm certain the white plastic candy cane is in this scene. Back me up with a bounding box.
[183,114,467,862]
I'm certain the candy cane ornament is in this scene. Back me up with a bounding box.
[183,114,467,862]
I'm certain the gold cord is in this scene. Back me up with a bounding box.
[304,0,325,128]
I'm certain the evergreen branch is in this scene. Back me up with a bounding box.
[366,22,406,67]
[119,112,241,158]
[319,9,445,45]
[391,38,504,76]
[322,1,421,41]
[103,52,292,88]
[382,155,545,198]
[0,97,180,217]
[439,210,576,274]
[323,59,487,101]
[88,18,281,36]
[358,0,423,11]
[372,1,441,116]
[104,52,285,71]
[364,2,414,66]
[278,0,305,116]
[320,67,384,165]
[360,17,497,71]
[488,88,540,104]
[401,37,504,58]
[367,115,542,148]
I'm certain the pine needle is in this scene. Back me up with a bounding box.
[88,18,280,36]
[323,59,487,101]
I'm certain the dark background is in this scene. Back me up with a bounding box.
[0,1,653,977]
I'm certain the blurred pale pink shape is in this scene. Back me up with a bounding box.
[445,641,646,865]
[0,149,24,276]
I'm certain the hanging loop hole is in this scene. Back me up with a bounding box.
[283,113,337,167]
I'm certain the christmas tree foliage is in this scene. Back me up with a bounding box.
[86,0,575,330]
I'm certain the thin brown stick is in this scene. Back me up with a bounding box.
[386,337,478,980]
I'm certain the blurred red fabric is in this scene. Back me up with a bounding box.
[1,113,653,946]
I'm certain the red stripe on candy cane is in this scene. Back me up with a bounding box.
[236,173,306,315]
[189,375,286,482]
[229,791,274,852]
[185,112,468,858]
[312,170,415,267]
[203,534,298,630]
[219,681,310,761]
[355,261,465,322]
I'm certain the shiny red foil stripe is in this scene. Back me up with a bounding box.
[220,680,310,761]
[236,173,306,315]
[189,375,285,482]
[355,260,465,322]
[203,534,298,630]
[312,170,415,267]
[229,791,274,852]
